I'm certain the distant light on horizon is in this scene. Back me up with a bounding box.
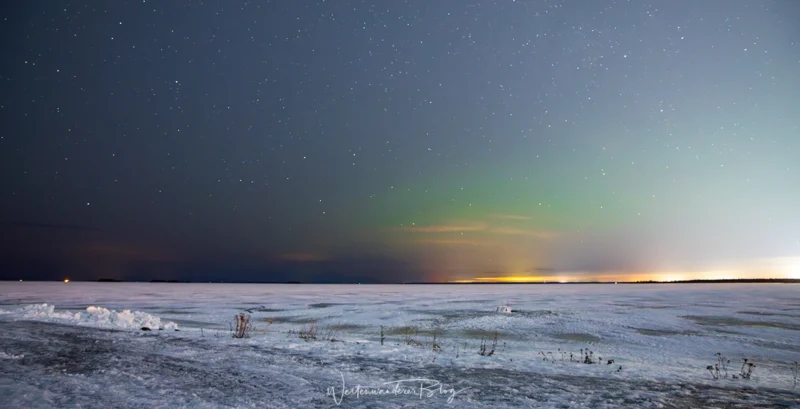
[450,262,799,283]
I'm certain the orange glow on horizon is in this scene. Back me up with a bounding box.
[453,275,550,283]
[448,268,798,283]
[442,257,800,283]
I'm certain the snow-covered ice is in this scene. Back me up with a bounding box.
[1,282,799,408]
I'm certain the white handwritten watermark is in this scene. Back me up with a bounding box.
[326,371,469,405]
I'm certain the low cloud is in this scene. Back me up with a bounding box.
[277,252,329,262]
[491,214,531,221]
[393,224,487,233]
[525,267,557,273]
[414,238,495,247]
[490,227,557,239]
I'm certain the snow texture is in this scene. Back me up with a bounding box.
[1,282,799,408]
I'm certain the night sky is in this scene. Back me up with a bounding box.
[2,1,799,283]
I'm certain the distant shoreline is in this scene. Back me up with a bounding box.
[4,278,798,284]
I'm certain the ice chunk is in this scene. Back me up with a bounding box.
[18,303,178,331]
[0,351,24,359]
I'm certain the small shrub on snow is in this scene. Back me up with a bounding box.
[539,348,622,374]
[478,331,498,356]
[707,365,719,380]
[321,323,341,342]
[431,330,441,353]
[739,358,756,380]
[538,351,560,363]
[299,322,317,341]
[232,313,252,339]
[581,349,596,364]
[706,354,729,380]
[401,326,423,347]
[297,321,340,342]
[707,356,756,380]
[715,353,730,378]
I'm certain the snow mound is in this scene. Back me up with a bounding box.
[19,304,178,331]
[0,351,24,359]
[497,305,513,313]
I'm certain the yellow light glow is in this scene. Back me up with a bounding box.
[64,279,70,283]
[788,262,800,279]
[453,275,547,283]
[451,269,761,283]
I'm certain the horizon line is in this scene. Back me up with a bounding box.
[5,278,799,285]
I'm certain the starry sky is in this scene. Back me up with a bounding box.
[1,0,799,283]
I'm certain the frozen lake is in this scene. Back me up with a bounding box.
[1,282,799,408]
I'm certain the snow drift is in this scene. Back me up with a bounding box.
[19,304,178,331]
